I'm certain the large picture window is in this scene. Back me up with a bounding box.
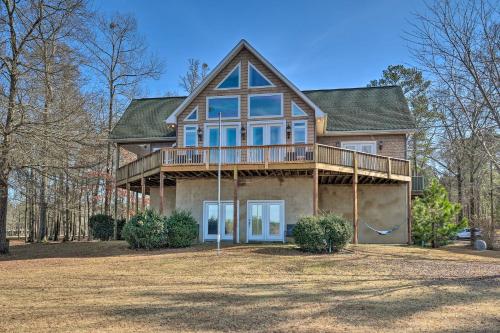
[248,94,283,118]
[207,96,240,119]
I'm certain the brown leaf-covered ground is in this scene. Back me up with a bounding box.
[1,240,499,332]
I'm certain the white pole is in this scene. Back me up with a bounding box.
[217,112,222,255]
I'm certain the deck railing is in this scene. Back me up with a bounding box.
[117,144,410,182]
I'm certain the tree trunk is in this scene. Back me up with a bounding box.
[469,168,476,246]
[456,165,464,222]
[38,172,48,242]
[104,89,114,216]
[0,178,9,254]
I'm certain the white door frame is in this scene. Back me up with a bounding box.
[202,200,239,242]
[246,200,285,242]
[247,120,286,146]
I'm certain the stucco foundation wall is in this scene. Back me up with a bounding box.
[149,186,176,216]
[319,184,408,244]
[175,177,314,242]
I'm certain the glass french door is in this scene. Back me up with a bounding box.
[248,122,285,163]
[247,201,284,242]
[203,201,237,241]
[206,125,240,163]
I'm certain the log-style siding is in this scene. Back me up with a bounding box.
[177,48,316,147]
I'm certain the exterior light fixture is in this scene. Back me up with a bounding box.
[286,123,292,139]
[241,125,246,141]
[378,141,384,151]
[197,127,203,142]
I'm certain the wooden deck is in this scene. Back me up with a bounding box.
[116,144,411,187]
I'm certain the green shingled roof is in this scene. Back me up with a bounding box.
[109,96,185,140]
[303,86,415,132]
[110,86,414,140]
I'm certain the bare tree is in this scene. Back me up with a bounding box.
[0,0,51,253]
[82,13,162,223]
[179,58,209,94]
[409,0,499,171]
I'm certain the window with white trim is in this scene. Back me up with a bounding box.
[292,121,307,144]
[248,94,282,118]
[184,125,198,147]
[207,96,240,119]
[185,106,198,121]
[291,101,307,117]
[248,61,273,87]
[341,141,376,154]
[216,63,240,89]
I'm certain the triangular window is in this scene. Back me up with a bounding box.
[216,63,240,89]
[185,106,198,121]
[248,61,273,87]
[291,101,307,117]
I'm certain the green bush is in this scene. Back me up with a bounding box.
[165,210,198,248]
[293,213,352,253]
[412,179,467,247]
[122,210,168,250]
[293,216,327,253]
[89,214,114,241]
[318,213,353,252]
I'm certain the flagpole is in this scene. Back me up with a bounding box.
[217,112,222,255]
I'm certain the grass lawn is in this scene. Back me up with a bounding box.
[1,241,499,332]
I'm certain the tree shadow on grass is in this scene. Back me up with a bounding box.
[102,273,500,332]
[0,241,217,261]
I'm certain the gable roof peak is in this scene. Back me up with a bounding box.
[165,39,325,124]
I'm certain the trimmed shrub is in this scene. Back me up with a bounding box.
[293,216,326,253]
[293,213,353,253]
[122,210,167,250]
[89,214,114,241]
[165,210,198,248]
[318,213,353,252]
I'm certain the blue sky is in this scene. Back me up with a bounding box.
[92,0,427,97]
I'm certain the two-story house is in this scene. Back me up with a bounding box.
[110,40,415,244]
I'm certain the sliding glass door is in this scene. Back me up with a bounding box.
[247,122,285,163]
[203,201,237,241]
[247,201,285,242]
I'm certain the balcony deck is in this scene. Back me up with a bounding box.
[116,144,411,188]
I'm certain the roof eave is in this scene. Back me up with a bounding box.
[322,128,416,136]
[108,136,177,143]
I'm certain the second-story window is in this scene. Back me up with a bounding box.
[184,125,198,147]
[292,121,307,144]
[248,93,283,118]
[207,96,240,119]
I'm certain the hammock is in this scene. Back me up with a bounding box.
[364,222,401,235]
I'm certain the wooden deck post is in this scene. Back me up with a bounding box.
[233,168,238,244]
[135,191,139,214]
[352,152,359,244]
[313,168,319,215]
[159,172,165,216]
[407,164,412,245]
[141,177,145,211]
[386,157,392,179]
[126,182,130,222]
